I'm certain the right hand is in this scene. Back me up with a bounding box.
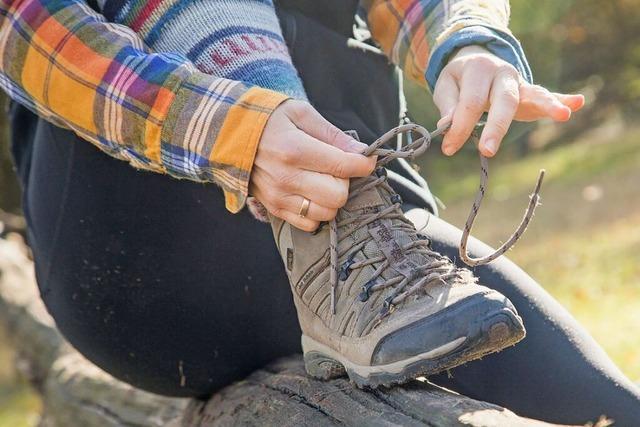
[250,100,376,231]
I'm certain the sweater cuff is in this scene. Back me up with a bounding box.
[425,25,533,92]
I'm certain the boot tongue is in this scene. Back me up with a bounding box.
[338,175,425,283]
[342,176,386,212]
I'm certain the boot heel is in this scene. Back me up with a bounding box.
[303,351,346,380]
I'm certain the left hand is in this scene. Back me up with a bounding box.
[433,45,585,157]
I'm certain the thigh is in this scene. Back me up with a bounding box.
[407,209,640,425]
[22,118,301,397]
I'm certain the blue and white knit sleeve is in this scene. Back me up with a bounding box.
[101,0,308,100]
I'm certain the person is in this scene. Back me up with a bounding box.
[1,0,639,424]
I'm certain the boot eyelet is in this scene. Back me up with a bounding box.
[339,257,355,281]
[375,167,387,178]
[391,194,402,205]
[417,234,431,245]
[358,280,376,302]
[379,296,396,317]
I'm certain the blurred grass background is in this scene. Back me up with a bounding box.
[405,0,640,383]
[1,0,639,425]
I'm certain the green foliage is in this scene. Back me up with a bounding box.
[1,2,639,425]
[512,0,640,116]
[510,0,574,90]
[428,126,640,381]
[407,0,640,383]
[407,0,640,150]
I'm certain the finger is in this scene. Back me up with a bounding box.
[442,66,492,156]
[287,131,376,178]
[286,101,368,154]
[540,90,573,122]
[479,68,520,157]
[250,187,321,232]
[516,84,572,122]
[280,194,338,222]
[553,93,585,111]
[272,207,321,232]
[433,71,459,124]
[290,171,349,209]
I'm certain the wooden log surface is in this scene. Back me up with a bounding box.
[0,235,580,427]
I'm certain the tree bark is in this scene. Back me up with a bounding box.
[0,237,577,427]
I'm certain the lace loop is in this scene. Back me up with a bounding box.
[458,128,546,267]
[327,121,544,317]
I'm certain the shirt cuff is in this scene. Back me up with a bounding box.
[425,25,533,92]
[215,87,290,213]
[160,71,289,213]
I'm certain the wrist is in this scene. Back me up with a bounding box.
[425,25,533,92]
[450,45,492,61]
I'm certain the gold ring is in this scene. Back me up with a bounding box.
[298,197,311,218]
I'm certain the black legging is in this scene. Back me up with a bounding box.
[11,111,640,426]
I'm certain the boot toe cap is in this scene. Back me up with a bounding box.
[371,292,524,366]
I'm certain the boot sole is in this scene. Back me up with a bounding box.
[302,306,525,388]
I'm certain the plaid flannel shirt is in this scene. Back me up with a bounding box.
[0,0,288,212]
[362,0,532,90]
[0,0,529,213]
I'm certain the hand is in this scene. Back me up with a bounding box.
[433,45,585,157]
[250,100,376,231]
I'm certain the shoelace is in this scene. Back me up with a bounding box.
[328,121,545,318]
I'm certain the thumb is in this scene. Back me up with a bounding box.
[288,102,367,154]
[433,72,459,126]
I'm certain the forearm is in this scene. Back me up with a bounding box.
[361,0,532,90]
[0,0,287,212]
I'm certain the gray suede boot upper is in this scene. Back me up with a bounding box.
[270,128,525,388]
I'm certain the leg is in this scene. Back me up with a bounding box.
[13,113,301,397]
[407,209,640,425]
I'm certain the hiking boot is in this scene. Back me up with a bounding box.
[269,126,526,388]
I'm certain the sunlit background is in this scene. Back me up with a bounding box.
[408,0,640,383]
[1,1,639,425]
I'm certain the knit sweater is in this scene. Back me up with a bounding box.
[101,0,308,100]
[100,0,531,96]
[0,0,530,214]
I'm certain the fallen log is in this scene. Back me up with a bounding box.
[0,236,577,426]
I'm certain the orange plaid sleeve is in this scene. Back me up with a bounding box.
[0,0,288,212]
[361,0,532,90]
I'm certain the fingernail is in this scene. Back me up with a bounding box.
[483,139,498,156]
[442,144,455,156]
[572,94,585,108]
[347,139,368,153]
